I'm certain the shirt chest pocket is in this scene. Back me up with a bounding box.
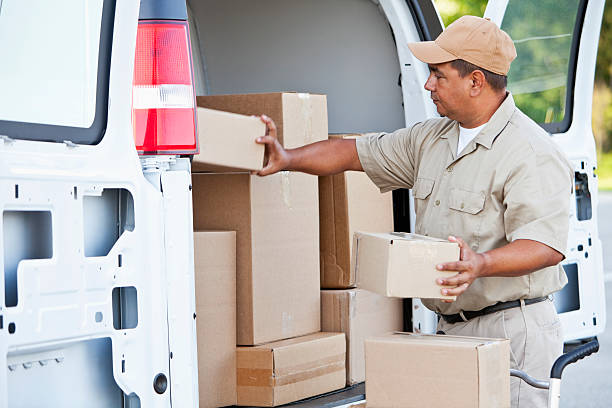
[413,178,434,200]
[448,188,486,214]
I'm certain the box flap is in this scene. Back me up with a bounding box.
[352,232,392,296]
[390,332,508,345]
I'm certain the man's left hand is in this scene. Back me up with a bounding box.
[436,236,488,302]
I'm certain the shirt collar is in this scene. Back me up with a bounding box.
[439,92,516,150]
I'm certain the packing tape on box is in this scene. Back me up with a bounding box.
[280,171,292,209]
[297,93,314,143]
[236,353,345,387]
[352,234,361,283]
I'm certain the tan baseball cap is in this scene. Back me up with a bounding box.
[407,15,517,75]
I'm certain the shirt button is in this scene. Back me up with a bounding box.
[460,203,465,209]
[447,167,453,172]
[435,200,440,206]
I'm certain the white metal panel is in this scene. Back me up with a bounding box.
[0,0,191,406]
[160,167,198,408]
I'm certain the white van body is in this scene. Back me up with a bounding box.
[0,0,605,406]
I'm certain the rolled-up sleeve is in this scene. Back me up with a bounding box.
[355,125,420,193]
[503,148,573,256]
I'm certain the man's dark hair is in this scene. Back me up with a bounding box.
[450,59,507,91]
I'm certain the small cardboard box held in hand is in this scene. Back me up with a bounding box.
[365,333,510,408]
[319,134,394,289]
[193,231,237,407]
[237,332,346,407]
[192,107,265,172]
[197,92,328,148]
[192,171,320,345]
[321,289,402,385]
[352,232,459,300]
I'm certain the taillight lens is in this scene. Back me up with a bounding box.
[132,21,198,155]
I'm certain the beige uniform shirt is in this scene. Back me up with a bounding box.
[356,94,572,315]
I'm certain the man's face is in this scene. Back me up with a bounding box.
[424,62,471,121]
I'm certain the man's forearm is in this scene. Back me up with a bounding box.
[286,139,363,176]
[478,239,564,278]
[437,237,565,298]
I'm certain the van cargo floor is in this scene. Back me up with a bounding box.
[226,382,365,407]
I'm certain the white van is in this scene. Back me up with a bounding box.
[0,0,605,406]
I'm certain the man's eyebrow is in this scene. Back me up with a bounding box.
[428,65,439,73]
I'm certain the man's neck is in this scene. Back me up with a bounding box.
[459,91,507,128]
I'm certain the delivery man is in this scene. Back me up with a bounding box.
[255,16,572,408]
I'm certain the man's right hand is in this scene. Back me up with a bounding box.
[253,114,363,177]
[256,115,290,176]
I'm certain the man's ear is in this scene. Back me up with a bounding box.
[470,70,486,96]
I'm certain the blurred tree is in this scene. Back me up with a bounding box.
[594,3,612,152]
[434,0,487,26]
[595,2,612,86]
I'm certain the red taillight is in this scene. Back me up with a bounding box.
[132,21,198,155]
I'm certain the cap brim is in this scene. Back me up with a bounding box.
[407,41,457,65]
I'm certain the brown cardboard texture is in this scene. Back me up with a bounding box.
[365,333,510,408]
[194,231,237,407]
[321,289,402,385]
[352,232,459,300]
[192,172,320,345]
[192,107,265,172]
[197,92,328,148]
[319,134,393,288]
[236,332,346,406]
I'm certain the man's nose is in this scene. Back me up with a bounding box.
[424,74,435,91]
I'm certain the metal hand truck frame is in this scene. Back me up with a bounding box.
[510,338,599,408]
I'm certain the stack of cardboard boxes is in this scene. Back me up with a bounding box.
[192,93,346,407]
[318,137,404,385]
[190,92,510,408]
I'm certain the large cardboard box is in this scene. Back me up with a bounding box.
[192,172,320,345]
[194,231,237,407]
[197,92,328,148]
[352,232,459,300]
[365,333,511,408]
[319,134,393,288]
[321,289,403,385]
[192,107,265,172]
[236,332,346,407]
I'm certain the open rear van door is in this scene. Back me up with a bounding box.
[0,0,198,406]
[485,0,606,342]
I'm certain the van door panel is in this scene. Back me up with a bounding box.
[0,0,176,406]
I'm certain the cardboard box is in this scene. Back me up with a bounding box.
[321,289,403,385]
[194,231,237,407]
[236,332,346,407]
[365,333,510,408]
[319,135,393,288]
[197,92,328,148]
[192,107,265,172]
[192,172,320,345]
[352,232,459,300]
